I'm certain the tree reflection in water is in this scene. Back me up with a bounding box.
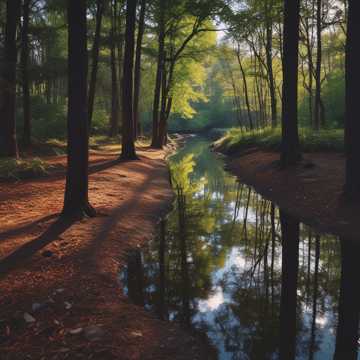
[121,137,359,360]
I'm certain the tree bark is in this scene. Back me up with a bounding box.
[344,0,360,200]
[121,0,138,159]
[236,47,253,130]
[133,0,146,140]
[265,0,277,128]
[0,0,21,158]
[314,0,322,130]
[280,0,301,167]
[109,0,120,137]
[21,0,31,148]
[62,0,95,218]
[88,0,105,127]
[151,0,165,148]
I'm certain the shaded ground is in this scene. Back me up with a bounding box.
[225,148,360,240]
[0,145,215,360]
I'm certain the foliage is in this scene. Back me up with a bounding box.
[214,127,344,154]
[0,157,52,180]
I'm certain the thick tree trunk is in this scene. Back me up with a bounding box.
[21,0,31,148]
[62,0,95,218]
[151,0,165,148]
[280,0,301,167]
[133,0,146,140]
[0,0,20,158]
[279,210,299,360]
[88,0,105,127]
[121,0,138,159]
[333,238,360,360]
[314,0,322,130]
[109,0,120,137]
[344,0,360,200]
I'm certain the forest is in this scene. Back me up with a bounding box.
[0,0,359,359]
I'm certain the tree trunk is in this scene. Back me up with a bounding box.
[151,0,165,148]
[265,0,277,128]
[279,210,299,360]
[236,48,253,130]
[0,0,20,158]
[314,0,322,130]
[109,0,120,137]
[88,0,105,127]
[121,0,138,159]
[280,0,301,167]
[62,0,95,218]
[333,238,360,360]
[344,0,360,200]
[21,0,31,148]
[133,0,146,140]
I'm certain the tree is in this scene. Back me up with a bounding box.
[264,0,278,128]
[21,0,32,148]
[0,0,21,158]
[62,0,95,218]
[314,0,323,130]
[280,0,302,167]
[133,0,147,139]
[109,0,121,137]
[344,0,360,200]
[151,0,166,148]
[121,0,138,159]
[88,0,105,127]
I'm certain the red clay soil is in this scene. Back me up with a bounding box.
[0,147,215,360]
[226,149,360,240]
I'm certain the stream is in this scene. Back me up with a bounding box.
[121,137,360,359]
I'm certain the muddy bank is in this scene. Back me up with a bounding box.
[223,149,360,240]
[0,146,214,360]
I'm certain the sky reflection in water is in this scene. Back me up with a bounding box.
[122,137,360,360]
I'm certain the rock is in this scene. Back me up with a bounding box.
[69,327,83,335]
[83,325,105,342]
[23,312,36,323]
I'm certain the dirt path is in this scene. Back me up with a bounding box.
[0,147,214,360]
[225,149,360,240]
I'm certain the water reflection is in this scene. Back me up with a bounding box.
[121,137,360,360]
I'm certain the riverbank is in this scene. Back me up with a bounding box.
[222,148,360,240]
[0,145,213,359]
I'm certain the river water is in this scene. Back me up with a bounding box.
[121,137,360,360]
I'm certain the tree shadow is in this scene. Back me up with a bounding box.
[0,217,75,278]
[0,213,59,242]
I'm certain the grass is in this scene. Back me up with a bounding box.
[214,127,344,154]
[1,135,153,180]
[0,158,52,180]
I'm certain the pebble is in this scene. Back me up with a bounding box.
[23,312,36,323]
[69,328,83,335]
[83,325,105,342]
[64,301,72,310]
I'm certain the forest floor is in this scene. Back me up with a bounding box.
[0,141,215,360]
[224,148,360,240]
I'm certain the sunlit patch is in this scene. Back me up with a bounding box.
[198,288,224,312]
[316,315,328,328]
